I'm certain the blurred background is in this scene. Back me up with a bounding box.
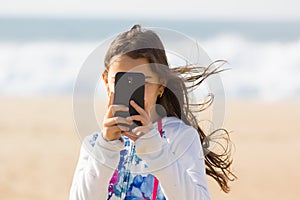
[0,0,299,199]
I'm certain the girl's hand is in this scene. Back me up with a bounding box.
[122,100,154,141]
[102,92,133,141]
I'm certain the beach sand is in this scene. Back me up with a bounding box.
[0,97,299,200]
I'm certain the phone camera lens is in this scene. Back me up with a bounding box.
[128,77,133,84]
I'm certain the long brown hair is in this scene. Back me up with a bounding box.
[104,24,236,193]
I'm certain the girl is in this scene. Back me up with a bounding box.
[70,24,236,200]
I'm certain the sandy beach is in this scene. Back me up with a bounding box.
[0,97,299,200]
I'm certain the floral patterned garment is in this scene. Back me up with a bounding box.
[107,135,166,200]
[88,122,167,200]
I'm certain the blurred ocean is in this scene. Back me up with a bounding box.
[0,17,300,100]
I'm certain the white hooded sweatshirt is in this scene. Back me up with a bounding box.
[70,116,211,200]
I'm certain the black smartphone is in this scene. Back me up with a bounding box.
[113,72,145,130]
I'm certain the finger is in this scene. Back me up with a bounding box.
[106,125,130,133]
[111,105,129,115]
[130,100,147,116]
[106,104,129,118]
[122,131,139,141]
[127,115,147,125]
[104,116,133,127]
[131,126,149,136]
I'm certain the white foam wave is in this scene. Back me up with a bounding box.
[201,34,300,101]
[0,36,299,101]
[0,41,94,96]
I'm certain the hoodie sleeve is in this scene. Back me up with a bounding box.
[134,122,211,200]
[69,132,123,200]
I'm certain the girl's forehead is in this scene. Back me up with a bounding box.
[109,67,156,78]
[108,56,159,80]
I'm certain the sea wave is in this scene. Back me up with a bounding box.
[0,35,299,100]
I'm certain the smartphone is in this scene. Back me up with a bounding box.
[113,72,145,130]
